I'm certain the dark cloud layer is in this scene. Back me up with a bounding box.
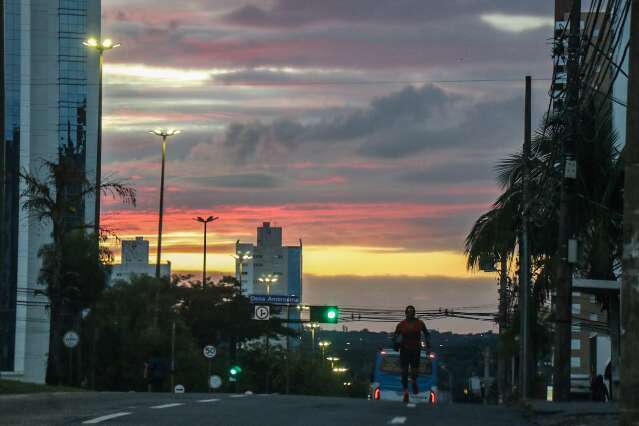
[224,0,552,28]
[220,84,523,162]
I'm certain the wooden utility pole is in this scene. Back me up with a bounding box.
[620,1,639,424]
[554,0,580,402]
[519,76,532,401]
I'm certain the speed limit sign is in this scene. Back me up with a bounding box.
[254,305,270,320]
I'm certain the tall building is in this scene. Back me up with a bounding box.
[108,237,171,286]
[236,223,302,334]
[0,0,101,382]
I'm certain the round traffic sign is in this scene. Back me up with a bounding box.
[255,305,270,320]
[209,375,222,389]
[203,345,217,359]
[63,331,79,348]
[174,384,185,393]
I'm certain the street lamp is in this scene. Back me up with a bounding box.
[318,340,331,359]
[258,273,279,295]
[194,216,218,287]
[332,367,348,374]
[305,322,320,355]
[326,356,340,369]
[83,37,120,234]
[148,128,181,279]
[233,250,253,289]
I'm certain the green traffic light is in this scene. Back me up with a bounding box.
[310,305,339,323]
[229,365,242,376]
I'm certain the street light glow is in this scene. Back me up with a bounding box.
[83,37,120,52]
[149,128,181,138]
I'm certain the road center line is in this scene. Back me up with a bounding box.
[388,417,407,424]
[83,412,132,424]
[150,403,185,409]
[230,394,246,398]
[197,398,220,403]
[406,403,416,408]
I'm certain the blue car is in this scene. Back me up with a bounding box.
[369,348,438,403]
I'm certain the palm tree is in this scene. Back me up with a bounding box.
[465,103,624,398]
[19,156,135,385]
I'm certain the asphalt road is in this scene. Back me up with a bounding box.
[0,392,533,426]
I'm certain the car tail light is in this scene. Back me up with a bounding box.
[374,387,381,400]
[429,390,437,404]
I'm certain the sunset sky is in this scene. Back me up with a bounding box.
[100,0,556,332]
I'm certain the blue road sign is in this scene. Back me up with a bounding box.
[249,294,300,305]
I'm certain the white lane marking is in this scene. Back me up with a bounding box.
[197,398,220,403]
[83,412,132,424]
[230,394,246,398]
[150,403,184,409]
[406,403,416,408]
[389,417,407,424]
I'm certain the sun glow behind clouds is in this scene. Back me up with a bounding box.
[480,14,553,33]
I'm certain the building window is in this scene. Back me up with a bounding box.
[589,295,596,303]
[572,304,581,315]
[590,313,598,321]
[572,324,582,333]
[571,357,581,368]
[571,339,581,350]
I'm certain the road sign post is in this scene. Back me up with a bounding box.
[203,345,216,393]
[63,331,79,385]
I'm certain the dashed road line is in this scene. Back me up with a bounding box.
[406,403,416,408]
[230,394,246,398]
[83,412,132,424]
[388,417,407,424]
[150,403,185,409]
[197,398,220,403]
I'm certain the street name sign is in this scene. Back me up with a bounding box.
[249,294,300,305]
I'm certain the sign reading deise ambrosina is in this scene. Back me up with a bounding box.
[249,295,300,305]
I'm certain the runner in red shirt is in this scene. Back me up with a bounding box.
[393,305,431,402]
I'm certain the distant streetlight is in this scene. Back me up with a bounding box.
[83,37,120,234]
[233,250,253,288]
[326,356,340,368]
[305,322,320,355]
[148,128,181,279]
[194,216,218,287]
[318,340,331,359]
[258,273,279,295]
[332,367,348,374]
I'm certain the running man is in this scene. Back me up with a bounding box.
[393,305,431,402]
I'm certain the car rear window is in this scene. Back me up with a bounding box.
[380,355,432,374]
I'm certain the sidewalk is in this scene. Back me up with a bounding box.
[525,400,619,426]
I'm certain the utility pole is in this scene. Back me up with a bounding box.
[519,75,532,401]
[497,255,508,404]
[620,1,639,424]
[483,347,490,405]
[554,0,580,402]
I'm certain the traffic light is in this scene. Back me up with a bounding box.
[310,305,339,323]
[229,365,242,376]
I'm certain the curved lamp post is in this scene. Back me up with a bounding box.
[83,37,120,233]
[148,128,181,278]
[194,216,218,287]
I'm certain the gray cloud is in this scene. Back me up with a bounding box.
[182,172,283,189]
[223,0,552,28]
[220,84,523,162]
